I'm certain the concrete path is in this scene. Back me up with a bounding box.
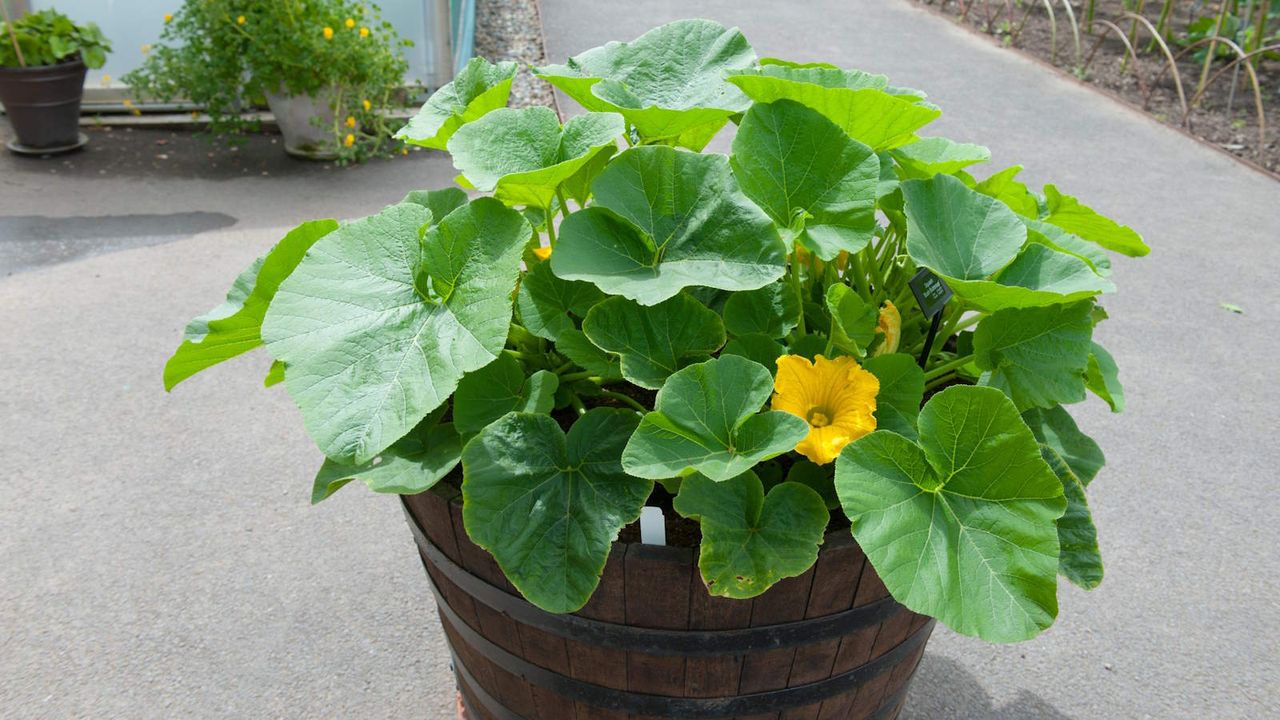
[540,1,1280,718]
[2,1,1277,718]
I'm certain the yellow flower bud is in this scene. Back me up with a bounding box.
[532,246,553,261]
[872,301,902,357]
[164,13,173,24]
[344,133,355,148]
[361,99,372,111]
[322,27,334,40]
[236,15,245,25]
[359,27,369,38]
[344,18,355,29]
[345,116,357,129]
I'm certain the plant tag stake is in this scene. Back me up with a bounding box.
[909,268,953,367]
[640,506,666,546]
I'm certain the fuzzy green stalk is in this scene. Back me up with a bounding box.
[847,252,873,301]
[599,390,646,413]
[923,354,975,383]
[789,255,807,334]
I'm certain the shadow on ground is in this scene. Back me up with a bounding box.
[902,655,1074,719]
[0,212,237,275]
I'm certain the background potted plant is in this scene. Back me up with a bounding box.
[125,0,410,162]
[166,19,1147,718]
[0,6,110,154]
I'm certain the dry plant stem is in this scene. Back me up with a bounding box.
[1121,12,1189,121]
[1011,1,1037,44]
[1,0,26,67]
[1056,0,1083,68]
[1083,20,1151,101]
[1196,0,1231,98]
[1124,0,1147,65]
[1039,0,1059,63]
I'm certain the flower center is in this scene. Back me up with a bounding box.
[807,408,831,428]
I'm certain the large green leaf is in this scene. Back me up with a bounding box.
[534,19,755,147]
[862,353,924,440]
[726,65,940,150]
[554,329,622,381]
[891,136,991,177]
[1043,185,1150,257]
[948,242,1115,312]
[552,146,786,305]
[674,472,828,599]
[623,356,809,481]
[722,281,801,339]
[581,294,725,390]
[730,99,879,260]
[461,409,649,613]
[453,353,559,434]
[903,174,1026,281]
[1039,440,1103,590]
[1085,341,1125,412]
[722,333,786,372]
[826,284,878,355]
[1023,405,1106,589]
[974,165,1039,219]
[974,301,1095,411]
[262,200,528,464]
[835,386,1066,642]
[311,410,462,504]
[516,261,604,342]
[163,219,339,390]
[402,187,469,220]
[396,58,518,150]
[1022,405,1106,486]
[447,107,624,208]
[1025,219,1112,277]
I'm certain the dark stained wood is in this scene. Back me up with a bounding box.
[624,543,692,720]
[409,489,934,720]
[685,572,752,699]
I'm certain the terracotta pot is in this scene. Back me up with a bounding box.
[403,485,934,720]
[264,88,338,160]
[0,57,87,152]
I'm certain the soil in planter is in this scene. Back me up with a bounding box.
[917,0,1280,174]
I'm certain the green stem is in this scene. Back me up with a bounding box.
[863,244,887,299]
[558,370,598,384]
[551,360,575,374]
[544,203,558,248]
[924,374,958,393]
[789,257,807,335]
[567,393,587,416]
[923,354,974,382]
[848,252,872,301]
[599,390,646,413]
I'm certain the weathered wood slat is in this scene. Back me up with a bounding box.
[405,489,930,720]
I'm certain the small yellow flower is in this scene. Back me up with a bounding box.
[532,246,553,261]
[99,74,112,86]
[236,15,246,25]
[359,26,370,38]
[122,98,134,107]
[322,26,334,40]
[772,354,879,465]
[345,115,357,129]
[872,301,902,357]
[344,133,355,147]
[344,18,356,29]
[164,13,173,24]
[191,111,200,119]
[362,99,372,111]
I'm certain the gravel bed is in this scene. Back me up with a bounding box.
[474,0,557,111]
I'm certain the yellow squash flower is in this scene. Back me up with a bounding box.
[322,26,334,40]
[164,13,173,24]
[345,115,357,129]
[236,15,245,25]
[359,26,370,38]
[362,99,372,111]
[345,18,356,29]
[532,246,553,261]
[343,133,356,147]
[772,354,879,465]
[872,301,901,356]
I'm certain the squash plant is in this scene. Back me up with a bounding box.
[166,19,1147,644]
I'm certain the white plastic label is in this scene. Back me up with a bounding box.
[639,506,666,546]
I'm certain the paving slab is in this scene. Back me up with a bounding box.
[1,1,1278,718]
[537,1,1280,718]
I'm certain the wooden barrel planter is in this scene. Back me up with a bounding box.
[403,485,934,720]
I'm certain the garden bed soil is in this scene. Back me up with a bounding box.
[917,0,1280,175]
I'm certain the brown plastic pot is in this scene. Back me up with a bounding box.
[404,485,935,720]
[0,57,87,151]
